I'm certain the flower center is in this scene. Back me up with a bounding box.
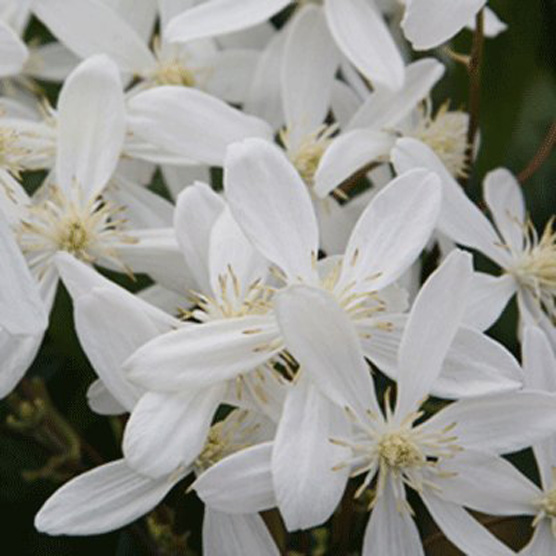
[153,60,196,87]
[0,127,33,177]
[410,101,469,179]
[378,431,425,469]
[17,186,135,274]
[281,124,338,186]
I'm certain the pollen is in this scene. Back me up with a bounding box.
[410,101,469,179]
[378,432,425,469]
[152,60,196,87]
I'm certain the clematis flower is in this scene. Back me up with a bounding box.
[393,138,556,339]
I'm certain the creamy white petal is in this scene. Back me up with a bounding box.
[520,520,554,555]
[338,169,441,294]
[463,272,517,331]
[86,379,126,416]
[347,58,445,131]
[35,460,179,535]
[203,509,279,556]
[330,79,362,129]
[523,326,556,392]
[314,130,394,198]
[275,285,378,416]
[25,42,79,81]
[165,0,290,43]
[325,0,404,91]
[0,19,28,77]
[127,87,273,167]
[56,54,126,202]
[123,386,224,478]
[162,165,211,200]
[282,5,339,143]
[362,481,423,556]
[421,492,515,556]
[272,375,350,531]
[396,250,472,416]
[422,392,556,455]
[32,0,156,73]
[126,315,281,391]
[392,138,511,268]
[225,138,319,283]
[175,182,225,291]
[484,168,526,253]
[194,442,276,514]
[402,0,487,51]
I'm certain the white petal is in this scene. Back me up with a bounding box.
[25,42,79,81]
[127,87,273,167]
[314,130,394,198]
[423,392,556,454]
[32,0,156,73]
[330,79,362,129]
[0,20,28,77]
[272,375,350,531]
[225,138,319,283]
[175,182,225,291]
[347,58,445,131]
[162,164,211,200]
[56,54,126,202]
[86,379,126,415]
[392,138,510,267]
[484,168,526,253]
[430,325,523,399]
[0,211,47,335]
[396,250,472,416]
[523,326,556,392]
[165,0,290,43]
[282,5,339,141]
[0,330,43,398]
[463,272,517,331]
[325,0,404,91]
[123,386,224,478]
[402,0,487,50]
[203,509,279,556]
[436,450,539,516]
[275,285,378,416]
[478,7,508,38]
[520,521,555,556]
[125,315,281,391]
[35,460,179,535]
[421,492,515,556]
[339,168,441,294]
[194,442,276,514]
[362,481,423,556]
[106,0,157,42]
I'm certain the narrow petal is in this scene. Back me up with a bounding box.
[484,168,526,253]
[421,492,515,556]
[392,138,511,268]
[362,481,423,556]
[35,460,179,535]
[0,19,28,77]
[347,58,445,131]
[423,392,556,455]
[339,168,441,294]
[520,520,554,555]
[272,375,350,531]
[32,0,156,73]
[123,386,224,478]
[0,211,47,335]
[314,130,394,198]
[402,0,487,50]
[86,379,126,416]
[275,285,378,416]
[463,272,517,331]
[325,0,404,91]
[523,326,556,392]
[203,509,279,556]
[225,138,319,283]
[282,5,339,141]
[57,54,126,202]
[194,442,276,514]
[174,182,225,291]
[165,0,290,43]
[125,315,281,391]
[436,450,539,516]
[127,87,273,167]
[396,250,473,416]
[25,42,79,81]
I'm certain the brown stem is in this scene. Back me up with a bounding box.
[465,9,485,183]
[518,121,556,183]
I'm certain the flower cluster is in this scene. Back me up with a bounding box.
[0,1,554,555]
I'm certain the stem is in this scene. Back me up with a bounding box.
[465,9,485,183]
[518,120,556,183]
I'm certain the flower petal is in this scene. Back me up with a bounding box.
[225,138,319,283]
[86,379,126,416]
[0,19,28,77]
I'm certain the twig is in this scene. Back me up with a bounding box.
[518,121,556,183]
